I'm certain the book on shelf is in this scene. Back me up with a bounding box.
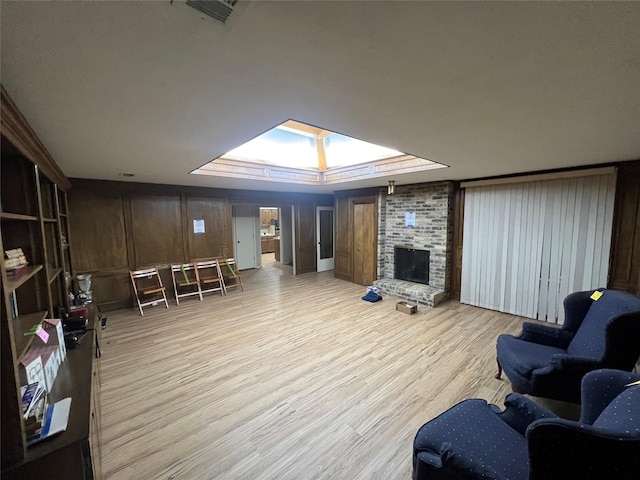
[5,248,28,267]
[6,263,30,276]
[5,247,29,277]
[8,291,18,317]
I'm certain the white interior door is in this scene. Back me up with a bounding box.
[316,206,334,272]
[233,206,258,270]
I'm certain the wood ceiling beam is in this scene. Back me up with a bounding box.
[316,138,327,171]
[282,119,331,139]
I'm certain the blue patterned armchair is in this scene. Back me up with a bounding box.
[495,288,640,403]
[413,369,640,480]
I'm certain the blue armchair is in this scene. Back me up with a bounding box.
[413,369,640,480]
[495,288,640,403]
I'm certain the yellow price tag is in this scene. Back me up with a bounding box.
[590,290,603,301]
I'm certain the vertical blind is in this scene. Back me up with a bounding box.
[461,172,616,323]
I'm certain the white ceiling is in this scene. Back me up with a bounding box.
[1,1,639,194]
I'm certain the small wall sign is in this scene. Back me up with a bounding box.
[193,219,205,234]
[406,211,416,228]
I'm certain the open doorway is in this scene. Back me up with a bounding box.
[258,206,294,274]
[232,204,296,274]
[259,207,278,260]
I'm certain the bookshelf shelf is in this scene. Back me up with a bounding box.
[0,212,38,222]
[4,265,43,292]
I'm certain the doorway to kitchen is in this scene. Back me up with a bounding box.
[260,206,294,273]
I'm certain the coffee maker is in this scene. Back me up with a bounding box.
[76,274,93,305]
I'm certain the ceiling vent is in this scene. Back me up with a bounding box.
[186,0,238,24]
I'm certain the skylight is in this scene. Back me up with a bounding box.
[224,126,319,169]
[222,122,404,171]
[191,119,447,185]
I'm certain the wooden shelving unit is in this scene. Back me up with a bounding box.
[12,310,48,360]
[1,85,100,478]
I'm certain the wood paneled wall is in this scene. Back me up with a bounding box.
[451,185,464,299]
[128,195,184,266]
[186,197,231,260]
[608,161,640,295]
[68,179,332,311]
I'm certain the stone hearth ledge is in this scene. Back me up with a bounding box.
[373,279,448,308]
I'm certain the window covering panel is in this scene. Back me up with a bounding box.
[461,172,616,323]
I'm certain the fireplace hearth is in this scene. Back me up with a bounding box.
[374,182,453,307]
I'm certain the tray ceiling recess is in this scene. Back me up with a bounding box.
[191,119,448,186]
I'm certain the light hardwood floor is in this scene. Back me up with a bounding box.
[100,256,527,480]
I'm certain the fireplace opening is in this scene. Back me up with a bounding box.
[394,246,430,285]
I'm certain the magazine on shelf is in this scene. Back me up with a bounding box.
[21,382,46,419]
[26,397,72,446]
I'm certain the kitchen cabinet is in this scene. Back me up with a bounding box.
[260,208,278,227]
[261,236,275,254]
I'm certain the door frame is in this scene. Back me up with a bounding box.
[290,205,297,275]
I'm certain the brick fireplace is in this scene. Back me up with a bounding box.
[374,181,454,307]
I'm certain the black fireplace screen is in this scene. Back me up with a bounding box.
[394,247,430,285]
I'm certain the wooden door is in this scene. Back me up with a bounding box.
[353,202,376,286]
[334,195,352,281]
[295,200,316,274]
